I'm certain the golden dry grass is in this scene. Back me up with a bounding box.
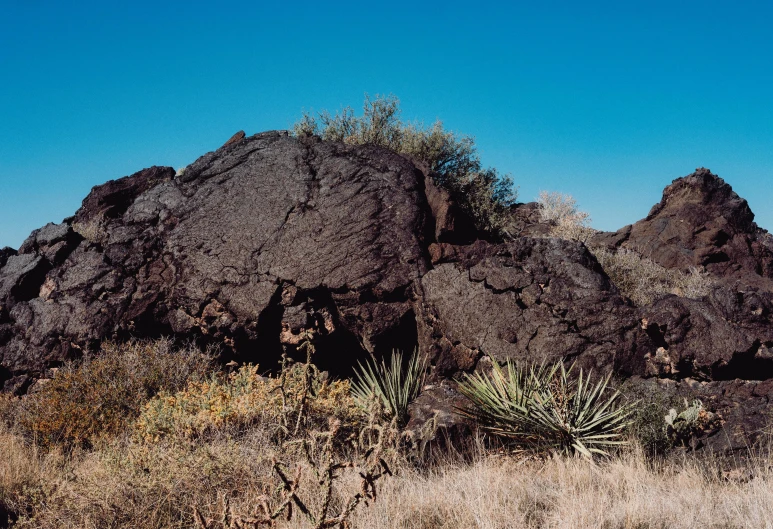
[591,247,713,306]
[3,420,773,529]
[2,340,768,528]
[353,449,773,529]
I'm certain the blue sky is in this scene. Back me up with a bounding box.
[1,0,771,248]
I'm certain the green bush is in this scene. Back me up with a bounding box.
[457,360,634,458]
[618,378,677,456]
[18,339,212,448]
[293,94,517,236]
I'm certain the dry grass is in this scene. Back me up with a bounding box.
[353,448,773,529]
[4,423,773,528]
[591,247,714,306]
[0,428,43,524]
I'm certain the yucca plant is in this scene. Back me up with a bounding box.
[351,348,428,427]
[457,359,634,458]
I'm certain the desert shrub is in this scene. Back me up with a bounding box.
[537,190,595,243]
[457,360,633,458]
[590,247,714,306]
[18,339,212,448]
[293,94,517,236]
[0,393,19,429]
[351,349,428,428]
[618,379,680,456]
[137,363,362,443]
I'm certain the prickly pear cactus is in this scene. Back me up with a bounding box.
[664,399,720,448]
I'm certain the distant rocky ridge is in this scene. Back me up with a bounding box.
[2,131,772,452]
[593,167,773,287]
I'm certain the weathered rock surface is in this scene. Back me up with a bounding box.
[0,247,16,269]
[417,238,642,376]
[1,136,772,452]
[508,201,554,238]
[594,168,773,286]
[0,132,432,389]
[639,287,773,380]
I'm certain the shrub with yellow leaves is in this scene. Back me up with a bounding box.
[136,363,362,443]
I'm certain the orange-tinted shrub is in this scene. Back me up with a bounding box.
[18,339,212,448]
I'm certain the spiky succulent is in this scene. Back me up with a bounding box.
[351,349,428,427]
[457,360,634,458]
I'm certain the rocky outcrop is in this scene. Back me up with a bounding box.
[0,248,16,269]
[508,201,553,238]
[417,238,641,376]
[0,132,433,390]
[2,137,773,452]
[423,174,477,244]
[594,168,773,286]
[639,287,773,381]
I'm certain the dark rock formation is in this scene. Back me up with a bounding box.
[0,247,16,269]
[423,174,477,244]
[594,168,773,286]
[639,287,773,381]
[0,132,433,389]
[417,238,641,376]
[2,136,772,452]
[508,201,553,238]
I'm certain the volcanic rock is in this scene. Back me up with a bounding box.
[0,247,16,269]
[2,135,773,452]
[0,132,434,387]
[594,168,773,286]
[417,238,641,376]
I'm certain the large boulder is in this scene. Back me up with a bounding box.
[417,238,642,376]
[0,132,433,389]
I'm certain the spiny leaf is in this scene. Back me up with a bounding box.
[456,359,635,458]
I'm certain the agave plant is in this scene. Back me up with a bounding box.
[457,360,634,458]
[351,348,428,427]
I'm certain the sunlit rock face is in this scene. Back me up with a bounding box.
[2,136,772,452]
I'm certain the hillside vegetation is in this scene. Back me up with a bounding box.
[294,95,517,236]
[1,339,769,529]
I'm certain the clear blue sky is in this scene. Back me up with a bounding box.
[1,0,771,249]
